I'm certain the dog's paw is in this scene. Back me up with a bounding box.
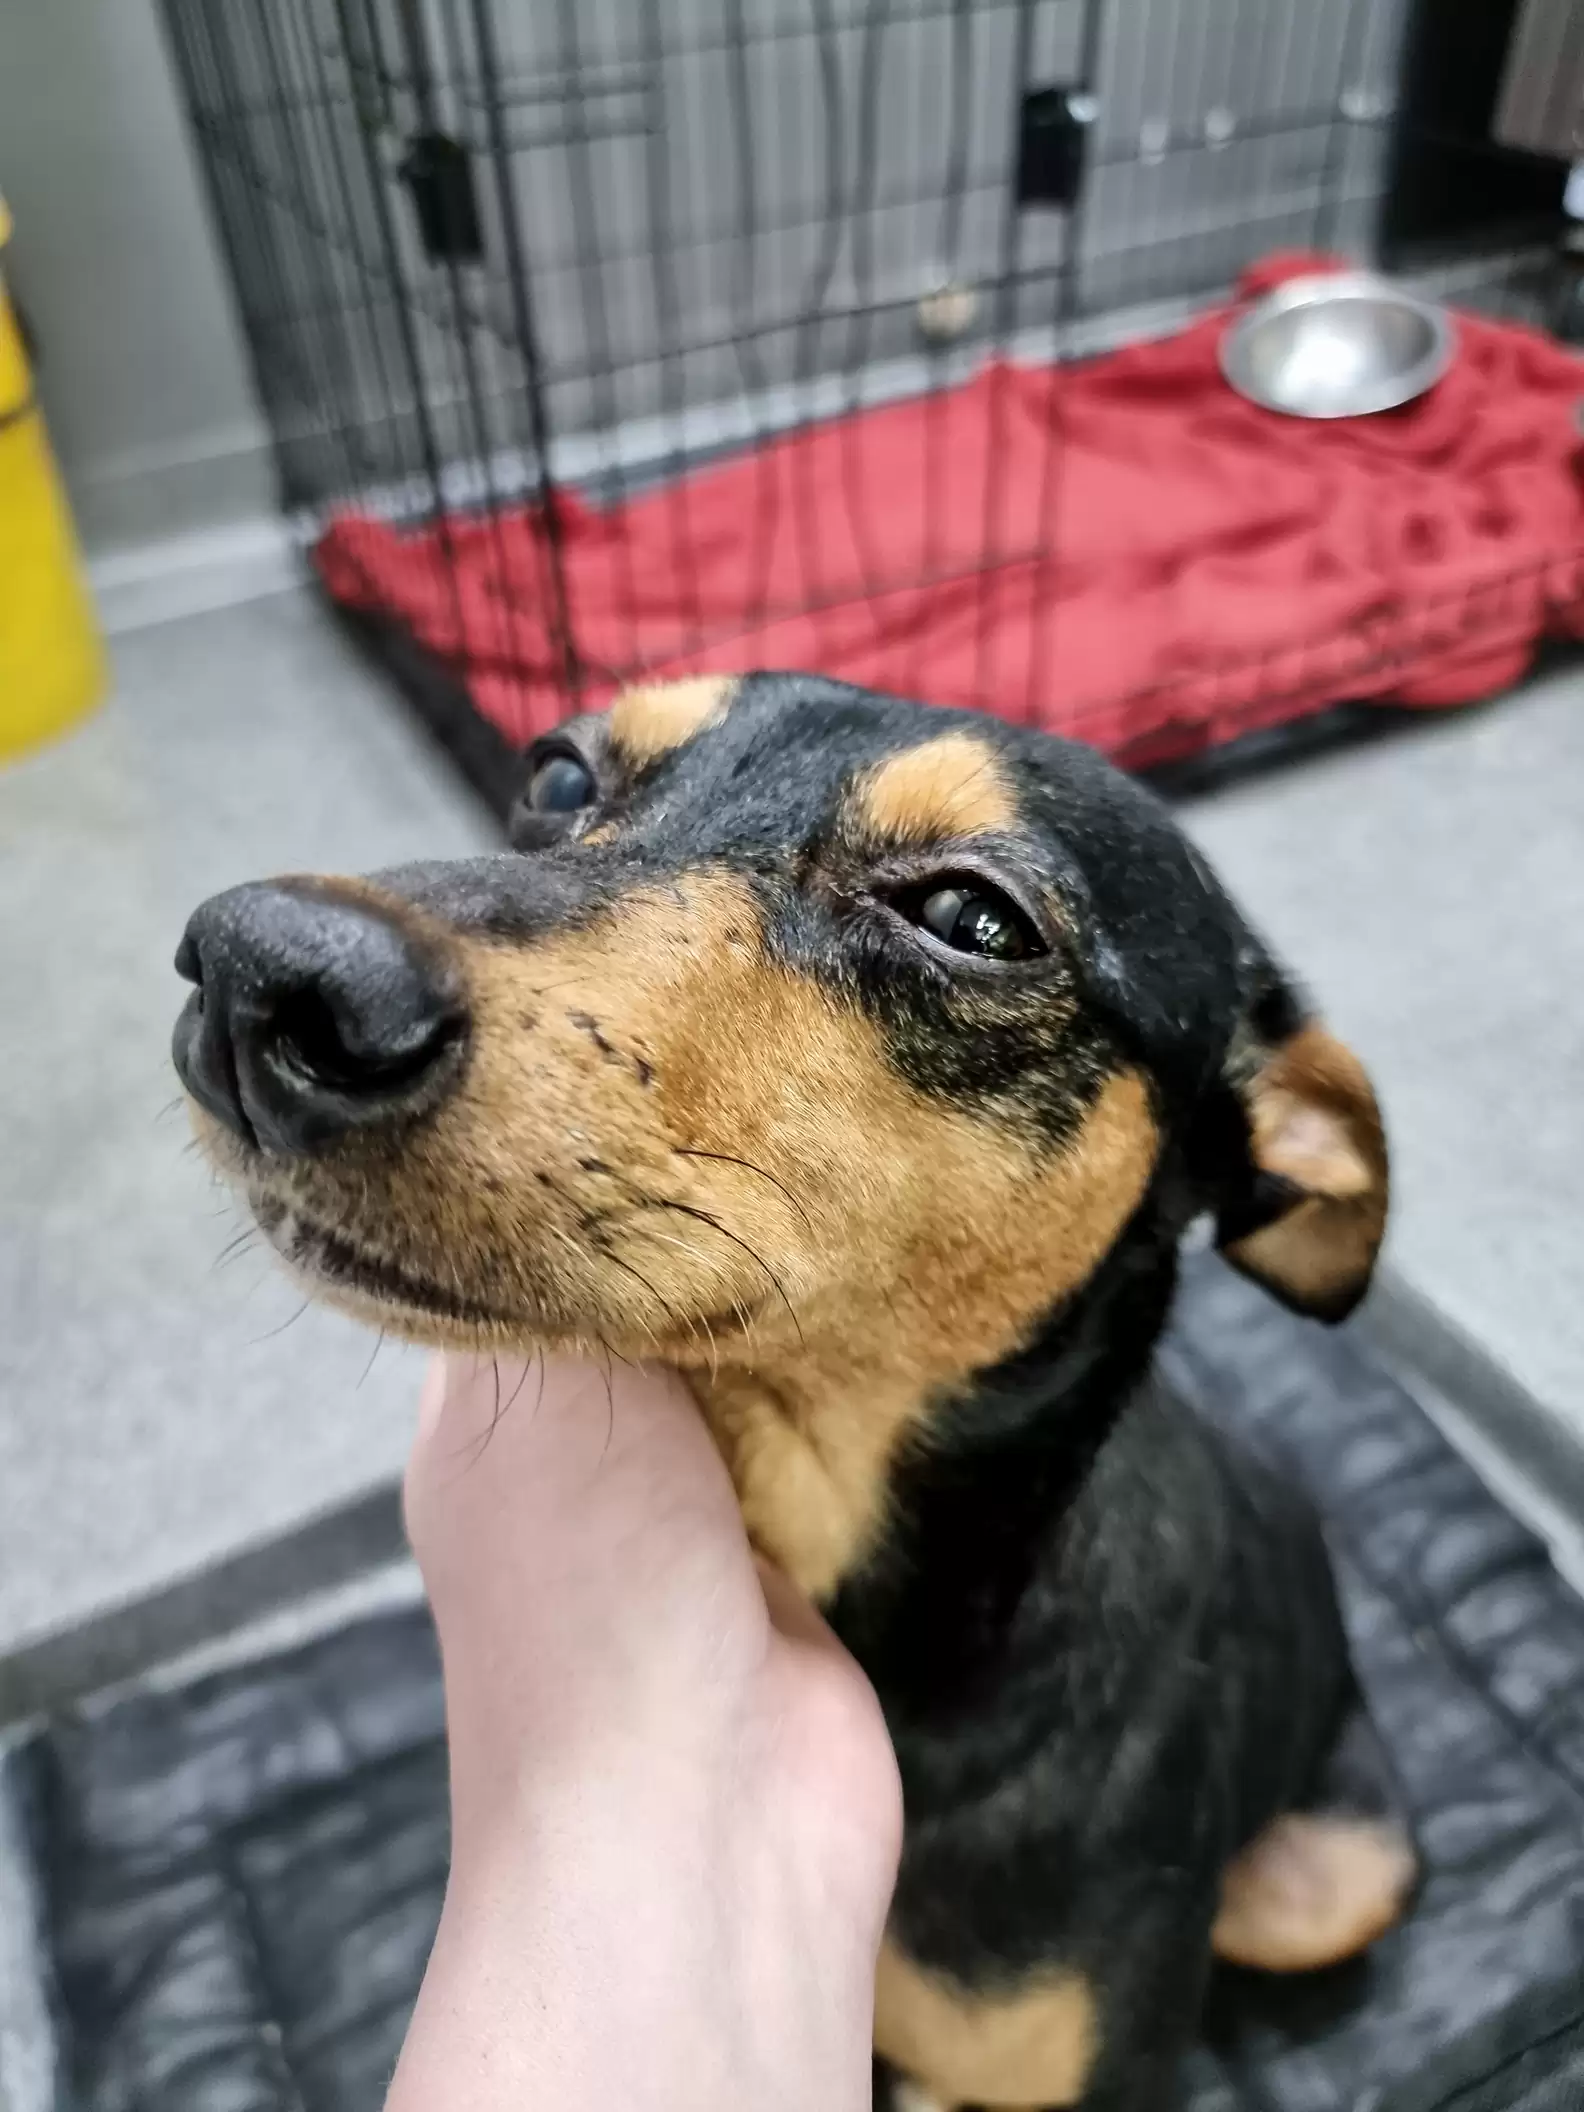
[1211,1812,1417,1972]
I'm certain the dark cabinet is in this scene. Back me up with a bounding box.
[1381,0,1563,262]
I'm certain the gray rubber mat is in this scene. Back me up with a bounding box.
[11,1254,1584,2111]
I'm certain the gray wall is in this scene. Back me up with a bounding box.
[0,0,274,551]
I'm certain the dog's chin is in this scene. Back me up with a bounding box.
[238,1182,764,1366]
[188,1108,772,1365]
[254,1195,539,1351]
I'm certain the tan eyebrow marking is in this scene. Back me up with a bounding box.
[607,675,741,765]
[853,730,1018,845]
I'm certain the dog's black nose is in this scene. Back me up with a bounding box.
[172,881,466,1155]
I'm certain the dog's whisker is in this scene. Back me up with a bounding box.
[589,1167,792,1342]
[598,1245,688,1344]
[618,1225,713,1268]
[596,1340,616,1464]
[505,1359,535,1418]
[248,1299,310,1346]
[459,1353,511,1468]
[532,1174,672,1350]
[483,1353,506,1457]
[526,976,596,1002]
[632,1194,803,1346]
[611,1226,756,1365]
[695,1308,721,1384]
[530,1203,612,1306]
[356,1329,387,1390]
[212,1225,259,1272]
[671,1147,812,1228]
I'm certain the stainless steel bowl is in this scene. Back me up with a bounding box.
[1219,273,1455,418]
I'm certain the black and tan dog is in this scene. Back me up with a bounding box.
[173,672,1413,2111]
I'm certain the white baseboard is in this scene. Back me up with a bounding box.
[87,515,304,635]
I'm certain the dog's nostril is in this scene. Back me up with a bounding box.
[174,930,202,986]
[268,985,461,1096]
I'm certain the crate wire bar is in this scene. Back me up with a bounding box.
[157,0,1574,806]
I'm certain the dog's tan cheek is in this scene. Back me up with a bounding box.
[691,1065,1158,1599]
[399,957,672,1325]
[349,880,790,1338]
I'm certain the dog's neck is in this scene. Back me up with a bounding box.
[689,1180,1185,1641]
[829,1196,1182,1715]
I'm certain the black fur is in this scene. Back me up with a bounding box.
[841,1197,1361,2108]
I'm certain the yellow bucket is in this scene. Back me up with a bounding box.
[0,197,106,762]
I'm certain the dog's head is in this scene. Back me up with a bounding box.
[174,675,1385,1585]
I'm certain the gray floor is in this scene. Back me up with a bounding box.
[2,590,1581,1702]
[1186,687,1584,1454]
[0,592,492,1690]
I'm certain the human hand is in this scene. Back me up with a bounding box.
[388,1351,902,2112]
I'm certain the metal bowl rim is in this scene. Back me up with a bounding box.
[1218,272,1457,418]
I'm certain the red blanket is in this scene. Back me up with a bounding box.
[316,258,1584,763]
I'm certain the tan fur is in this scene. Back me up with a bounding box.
[1212,1814,1416,1973]
[222,872,1157,1599]
[889,2082,953,2112]
[1225,1022,1388,1313]
[875,1940,1098,2109]
[690,1064,1154,1597]
[854,730,1018,846]
[607,674,739,764]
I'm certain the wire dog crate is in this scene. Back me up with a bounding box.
[159,0,1582,811]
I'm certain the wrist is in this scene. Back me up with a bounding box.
[396,1770,879,2112]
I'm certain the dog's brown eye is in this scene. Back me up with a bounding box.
[910,883,1038,961]
[527,753,596,814]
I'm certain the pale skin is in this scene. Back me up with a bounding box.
[387,1350,903,2112]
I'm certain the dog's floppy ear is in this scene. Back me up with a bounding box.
[1215,1019,1388,1323]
